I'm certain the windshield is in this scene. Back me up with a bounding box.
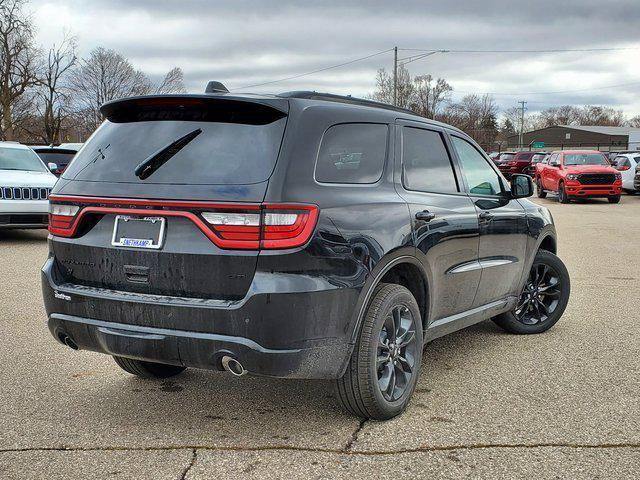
[63,117,287,185]
[564,153,609,166]
[499,153,515,161]
[0,147,47,172]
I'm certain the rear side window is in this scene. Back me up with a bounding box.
[516,153,534,161]
[315,123,387,184]
[402,127,458,193]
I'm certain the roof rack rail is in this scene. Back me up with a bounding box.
[278,90,420,117]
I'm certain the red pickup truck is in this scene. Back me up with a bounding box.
[535,150,622,203]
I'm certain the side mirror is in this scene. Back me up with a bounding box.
[510,174,534,199]
[47,162,58,173]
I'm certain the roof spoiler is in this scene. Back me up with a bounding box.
[205,81,229,94]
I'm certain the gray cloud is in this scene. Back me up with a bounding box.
[31,0,640,115]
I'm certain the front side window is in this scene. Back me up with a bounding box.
[451,136,502,196]
[402,127,458,193]
[315,123,387,184]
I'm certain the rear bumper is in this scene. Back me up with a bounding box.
[41,257,358,379]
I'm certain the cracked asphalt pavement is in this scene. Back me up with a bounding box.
[1,197,639,479]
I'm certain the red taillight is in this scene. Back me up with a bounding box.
[48,204,80,236]
[201,204,319,249]
[47,195,319,250]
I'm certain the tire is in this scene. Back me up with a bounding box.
[335,283,423,420]
[608,195,621,204]
[113,356,186,379]
[493,250,570,335]
[558,182,570,203]
[536,178,547,198]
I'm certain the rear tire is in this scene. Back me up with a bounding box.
[113,356,186,379]
[335,283,423,420]
[493,250,570,335]
[536,178,547,198]
[608,195,621,204]
[558,182,570,203]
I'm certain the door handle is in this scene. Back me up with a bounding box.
[478,211,494,221]
[415,210,436,222]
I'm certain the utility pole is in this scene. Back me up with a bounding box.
[393,46,398,106]
[518,100,527,149]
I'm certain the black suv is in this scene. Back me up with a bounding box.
[42,84,570,420]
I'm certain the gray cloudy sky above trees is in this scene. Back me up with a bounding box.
[3,0,639,145]
[29,0,640,115]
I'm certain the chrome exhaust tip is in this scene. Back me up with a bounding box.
[221,355,247,377]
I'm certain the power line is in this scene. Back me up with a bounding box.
[230,48,393,90]
[399,47,640,53]
[453,80,640,97]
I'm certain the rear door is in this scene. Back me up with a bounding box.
[49,96,289,302]
[449,134,528,307]
[395,121,480,321]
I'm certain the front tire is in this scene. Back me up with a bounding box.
[113,356,186,379]
[335,283,423,420]
[608,195,621,204]
[493,250,570,334]
[536,178,547,198]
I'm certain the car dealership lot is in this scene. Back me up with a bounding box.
[1,197,639,479]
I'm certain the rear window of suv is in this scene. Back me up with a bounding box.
[315,123,387,184]
[62,99,287,185]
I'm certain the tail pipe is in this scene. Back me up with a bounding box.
[221,355,248,377]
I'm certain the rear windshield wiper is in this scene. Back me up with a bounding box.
[134,128,202,180]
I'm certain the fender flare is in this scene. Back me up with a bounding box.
[347,252,430,344]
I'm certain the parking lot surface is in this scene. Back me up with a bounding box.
[1,196,639,479]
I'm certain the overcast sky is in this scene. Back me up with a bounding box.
[30,0,640,116]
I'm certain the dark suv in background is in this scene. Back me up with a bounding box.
[497,151,537,178]
[42,84,570,419]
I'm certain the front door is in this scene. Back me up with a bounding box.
[449,135,529,307]
[395,122,481,322]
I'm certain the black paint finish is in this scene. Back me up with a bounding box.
[42,92,558,379]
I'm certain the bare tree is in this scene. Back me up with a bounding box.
[70,47,152,131]
[369,66,414,109]
[441,94,499,148]
[629,115,640,128]
[29,33,76,143]
[578,105,625,126]
[411,74,452,119]
[0,0,40,140]
[155,66,186,94]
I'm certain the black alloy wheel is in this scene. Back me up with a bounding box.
[377,305,418,402]
[492,249,570,334]
[515,262,561,325]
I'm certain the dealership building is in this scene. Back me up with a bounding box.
[507,125,640,151]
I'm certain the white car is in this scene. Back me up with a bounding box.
[0,142,57,229]
[614,153,640,193]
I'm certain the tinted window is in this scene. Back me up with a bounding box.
[452,136,502,196]
[516,153,534,160]
[34,151,75,168]
[63,116,287,185]
[402,127,458,193]
[315,123,387,184]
